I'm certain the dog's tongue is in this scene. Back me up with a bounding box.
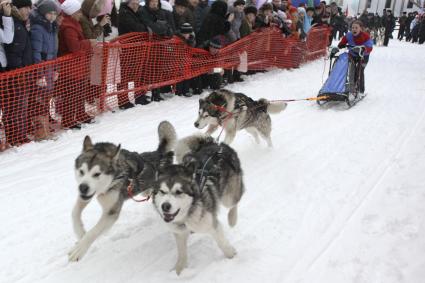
[163,209,179,222]
[164,214,174,222]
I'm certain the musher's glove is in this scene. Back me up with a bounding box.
[330,47,339,56]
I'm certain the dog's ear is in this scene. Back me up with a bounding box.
[83,136,93,152]
[112,144,121,162]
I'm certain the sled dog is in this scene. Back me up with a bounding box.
[194,89,287,146]
[69,121,176,261]
[152,134,244,275]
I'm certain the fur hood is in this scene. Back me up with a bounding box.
[11,5,25,21]
[81,0,104,18]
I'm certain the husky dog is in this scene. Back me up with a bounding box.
[69,121,176,262]
[152,135,244,275]
[194,89,287,146]
[372,27,385,46]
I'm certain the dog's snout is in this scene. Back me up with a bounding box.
[79,184,89,194]
[194,122,199,128]
[162,202,171,212]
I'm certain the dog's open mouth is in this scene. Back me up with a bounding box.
[163,209,180,223]
[80,193,95,201]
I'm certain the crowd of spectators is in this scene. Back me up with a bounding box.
[397,10,425,44]
[0,0,340,149]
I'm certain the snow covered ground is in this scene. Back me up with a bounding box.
[1,39,425,283]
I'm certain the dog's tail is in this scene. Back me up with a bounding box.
[157,121,177,153]
[258,98,287,114]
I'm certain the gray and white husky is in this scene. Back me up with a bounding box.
[69,121,176,262]
[152,134,244,275]
[194,89,287,146]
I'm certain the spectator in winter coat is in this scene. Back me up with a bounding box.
[186,0,207,35]
[410,15,420,43]
[405,12,414,41]
[140,0,176,102]
[141,0,176,37]
[3,0,33,145]
[118,0,146,35]
[197,0,231,47]
[312,3,325,25]
[173,0,193,29]
[419,15,425,44]
[58,0,96,128]
[116,0,149,109]
[5,0,32,70]
[288,6,305,40]
[29,0,59,140]
[297,6,312,34]
[382,9,395,46]
[0,0,13,149]
[59,0,95,55]
[175,22,196,97]
[202,36,224,90]
[398,12,407,40]
[239,5,256,38]
[31,0,58,63]
[337,20,373,95]
[0,0,13,71]
[229,0,245,40]
[256,3,279,29]
[79,0,110,40]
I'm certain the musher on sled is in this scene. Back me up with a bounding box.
[334,20,373,96]
[318,20,373,107]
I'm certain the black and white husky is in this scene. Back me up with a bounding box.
[69,121,176,262]
[194,89,287,146]
[152,134,245,275]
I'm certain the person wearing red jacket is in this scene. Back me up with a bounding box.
[57,0,96,128]
[58,0,95,55]
[337,20,373,95]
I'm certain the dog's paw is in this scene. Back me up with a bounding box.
[68,241,90,262]
[173,261,188,275]
[223,245,237,259]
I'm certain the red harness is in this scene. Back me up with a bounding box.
[127,181,151,202]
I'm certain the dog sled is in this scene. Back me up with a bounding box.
[317,46,367,108]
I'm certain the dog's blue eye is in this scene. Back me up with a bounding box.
[79,170,84,176]
[175,190,182,195]
[93,173,101,178]
[159,190,166,194]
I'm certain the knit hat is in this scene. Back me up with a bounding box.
[209,37,222,49]
[174,0,188,7]
[180,22,193,34]
[61,0,81,15]
[233,0,245,7]
[12,0,32,9]
[38,0,60,15]
[243,6,257,15]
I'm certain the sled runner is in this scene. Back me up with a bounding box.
[317,46,367,108]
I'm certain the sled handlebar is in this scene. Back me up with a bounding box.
[347,45,366,58]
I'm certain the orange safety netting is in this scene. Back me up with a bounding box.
[0,27,330,148]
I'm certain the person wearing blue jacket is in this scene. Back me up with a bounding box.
[297,6,312,34]
[30,0,59,140]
